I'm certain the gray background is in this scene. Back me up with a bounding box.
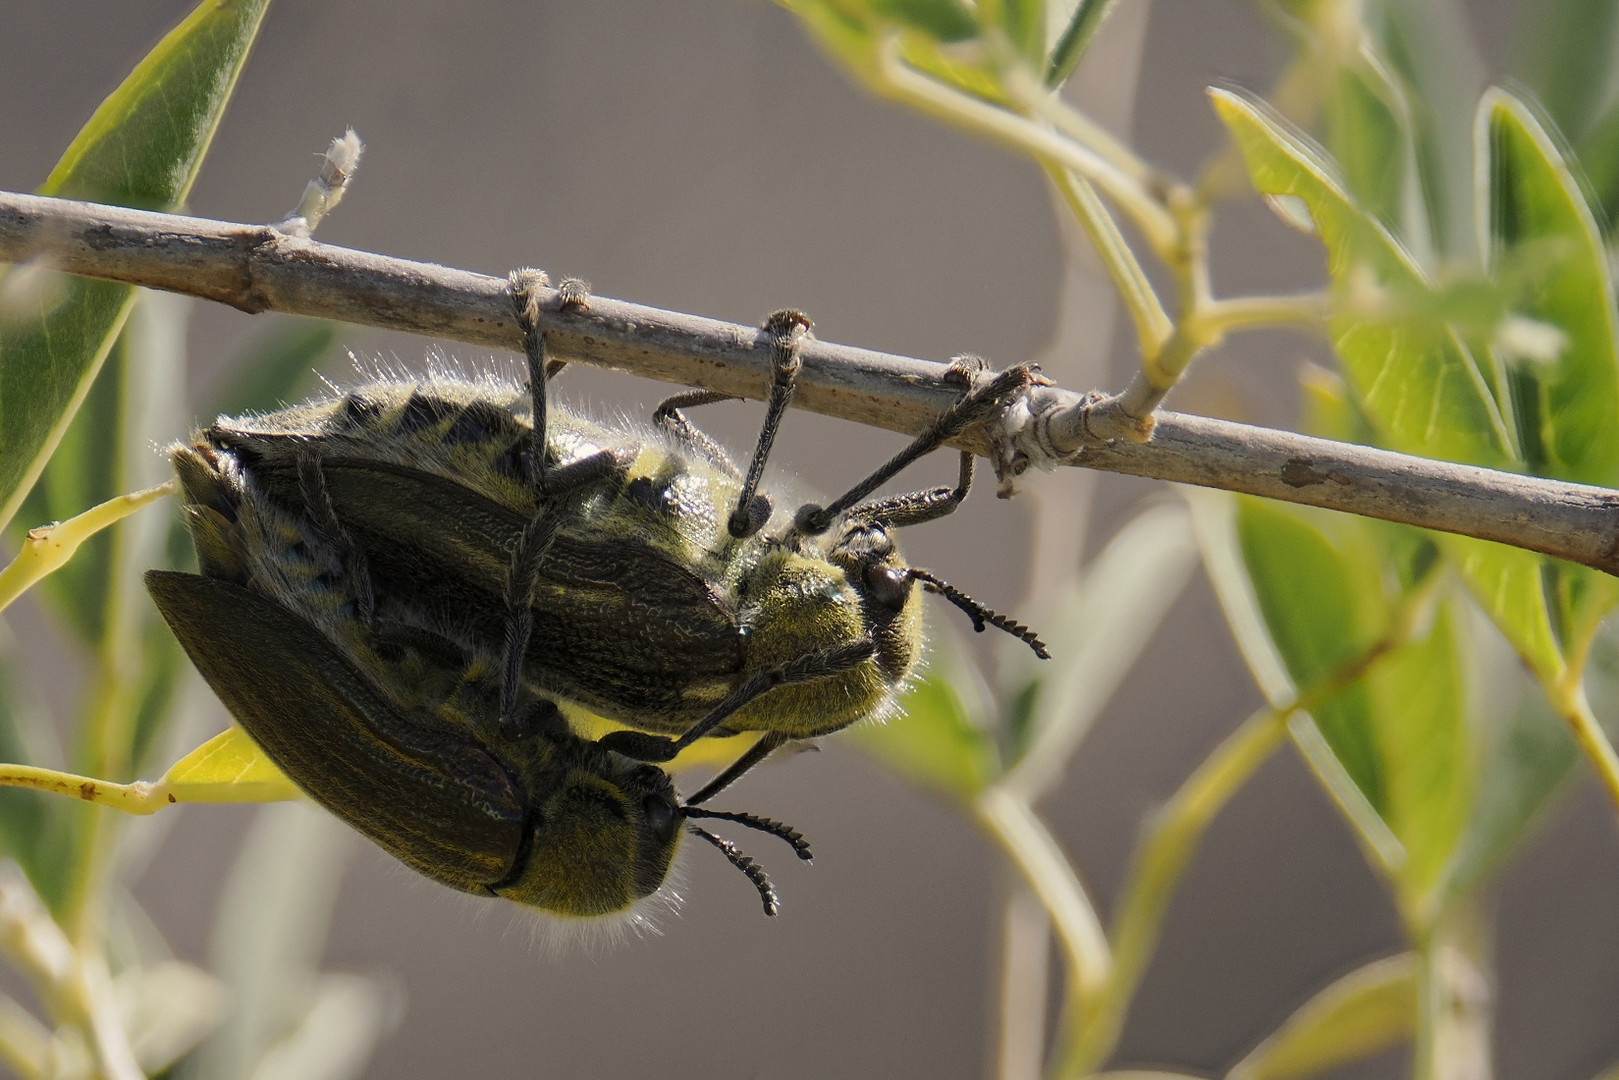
[4,1,1619,1077]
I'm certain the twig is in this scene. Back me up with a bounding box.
[3,190,1618,576]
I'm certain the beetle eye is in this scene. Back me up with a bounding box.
[643,795,679,846]
[864,564,912,610]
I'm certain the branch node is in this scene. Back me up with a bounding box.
[984,385,1153,497]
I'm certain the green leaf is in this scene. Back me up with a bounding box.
[1322,56,1420,244]
[982,0,1043,63]
[1480,86,1619,661]
[1227,954,1416,1080]
[1513,0,1619,142]
[1210,88,1515,469]
[1484,89,1619,487]
[1045,0,1119,87]
[869,0,980,42]
[1235,498,1387,811]
[1370,600,1470,899]
[0,0,271,535]
[1235,499,1474,906]
[1436,537,1563,687]
[1211,87,1565,690]
[1573,96,1619,225]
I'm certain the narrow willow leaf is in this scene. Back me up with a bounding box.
[1210,88,1514,467]
[1235,499,1474,905]
[1370,600,1470,900]
[1227,954,1416,1080]
[0,0,271,535]
[1482,90,1619,643]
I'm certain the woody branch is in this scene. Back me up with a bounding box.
[2,189,1617,576]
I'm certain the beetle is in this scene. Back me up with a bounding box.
[181,271,1048,793]
[148,438,808,919]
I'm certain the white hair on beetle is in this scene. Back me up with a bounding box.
[509,852,691,959]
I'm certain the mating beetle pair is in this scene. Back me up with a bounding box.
[148,270,1046,922]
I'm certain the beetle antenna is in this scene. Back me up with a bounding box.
[688,826,780,916]
[685,807,813,861]
[909,568,1051,659]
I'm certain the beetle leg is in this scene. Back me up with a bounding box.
[723,310,812,539]
[793,360,1036,536]
[508,269,613,495]
[296,450,377,626]
[651,389,743,479]
[834,450,974,530]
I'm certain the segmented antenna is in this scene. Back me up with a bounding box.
[689,826,780,916]
[685,807,813,861]
[910,568,1051,659]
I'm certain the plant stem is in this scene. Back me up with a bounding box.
[869,37,1178,255]
[0,865,142,1080]
[0,482,175,614]
[1054,705,1291,1078]
[974,787,1112,1006]
[1046,167,1172,357]
[1548,680,1619,818]
[1413,902,1492,1080]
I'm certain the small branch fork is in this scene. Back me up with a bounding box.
[4,189,1619,577]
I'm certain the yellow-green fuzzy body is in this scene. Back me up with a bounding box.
[199,367,926,745]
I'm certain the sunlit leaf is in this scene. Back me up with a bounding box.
[1484,89,1619,487]
[159,728,300,805]
[1235,498,1387,811]
[0,0,272,534]
[1227,954,1416,1080]
[1211,87,1564,688]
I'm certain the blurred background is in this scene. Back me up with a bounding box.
[3,1,1617,1077]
